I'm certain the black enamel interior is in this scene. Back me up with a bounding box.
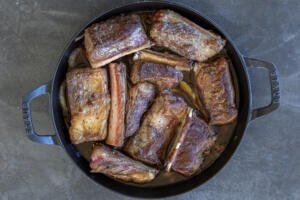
[50,1,251,198]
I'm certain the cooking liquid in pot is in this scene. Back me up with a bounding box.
[60,11,239,187]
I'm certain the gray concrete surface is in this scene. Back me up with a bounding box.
[0,0,299,199]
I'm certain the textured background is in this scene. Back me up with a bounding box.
[0,0,299,199]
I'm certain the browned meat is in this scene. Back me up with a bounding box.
[133,50,191,71]
[126,83,156,138]
[165,109,216,176]
[150,10,226,62]
[84,14,151,68]
[66,68,110,144]
[90,144,159,183]
[106,63,127,147]
[131,61,183,90]
[124,92,188,167]
[194,57,237,125]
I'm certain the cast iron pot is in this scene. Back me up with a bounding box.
[22,1,280,198]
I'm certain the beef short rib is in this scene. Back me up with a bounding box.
[131,61,183,90]
[66,68,110,144]
[193,57,237,125]
[126,82,156,138]
[124,92,187,167]
[150,10,225,62]
[165,109,216,176]
[85,14,151,68]
[90,144,159,183]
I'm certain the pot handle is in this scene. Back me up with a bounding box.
[22,82,60,145]
[244,57,280,120]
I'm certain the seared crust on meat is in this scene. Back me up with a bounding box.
[124,92,188,167]
[66,68,110,144]
[165,109,216,176]
[193,57,237,125]
[125,83,156,138]
[90,144,159,183]
[150,10,225,62]
[131,61,183,90]
[85,14,151,68]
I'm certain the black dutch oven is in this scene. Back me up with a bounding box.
[22,1,280,198]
